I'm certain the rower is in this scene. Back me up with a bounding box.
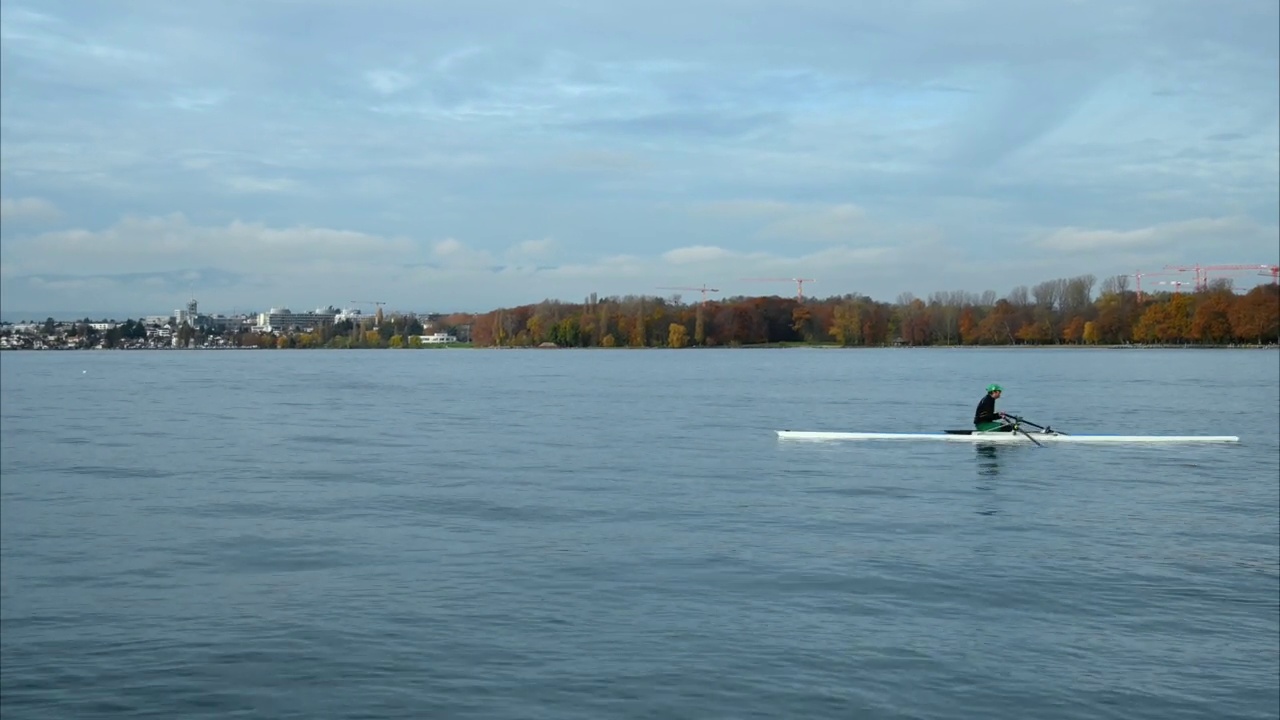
[974,383,1014,432]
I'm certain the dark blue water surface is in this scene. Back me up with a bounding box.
[2,347,1277,719]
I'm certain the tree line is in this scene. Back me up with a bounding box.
[464,274,1280,348]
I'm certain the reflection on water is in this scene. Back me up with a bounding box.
[975,445,999,515]
[976,444,1000,480]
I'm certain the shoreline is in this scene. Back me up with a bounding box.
[3,343,1276,352]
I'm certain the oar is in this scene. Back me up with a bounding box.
[1007,414,1068,435]
[1011,421,1044,447]
[995,414,1045,446]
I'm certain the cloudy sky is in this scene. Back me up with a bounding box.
[1,0,1277,318]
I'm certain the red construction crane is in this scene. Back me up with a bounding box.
[1163,264,1279,290]
[656,284,720,305]
[1199,264,1279,288]
[741,277,815,302]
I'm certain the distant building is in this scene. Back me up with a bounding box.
[175,298,199,327]
[334,308,369,324]
[204,315,253,332]
[417,332,458,344]
[255,307,339,332]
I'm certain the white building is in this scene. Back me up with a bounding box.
[335,308,369,324]
[175,298,199,327]
[417,332,458,344]
[255,307,340,332]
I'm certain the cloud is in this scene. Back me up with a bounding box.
[504,238,555,264]
[691,200,796,218]
[364,69,415,95]
[222,176,300,194]
[170,89,228,111]
[662,245,735,264]
[431,237,495,269]
[2,214,417,277]
[685,200,905,247]
[566,111,786,139]
[26,275,120,293]
[433,46,487,74]
[0,6,158,67]
[1040,226,1162,253]
[1,209,1273,319]
[1038,216,1270,254]
[0,197,61,223]
[757,204,869,243]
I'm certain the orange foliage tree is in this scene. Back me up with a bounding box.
[453,276,1277,348]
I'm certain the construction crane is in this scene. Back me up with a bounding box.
[349,300,388,326]
[1198,264,1279,289]
[656,284,720,305]
[1155,280,1192,296]
[741,277,815,302]
[1163,264,1279,291]
[1162,263,1208,288]
[1129,270,1182,302]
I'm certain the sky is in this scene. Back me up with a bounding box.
[1,0,1277,319]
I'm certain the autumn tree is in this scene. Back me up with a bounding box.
[791,305,814,342]
[829,301,861,346]
[668,323,689,348]
[958,306,979,345]
[1230,285,1280,343]
[1061,316,1085,344]
[1082,320,1100,344]
[1190,291,1234,344]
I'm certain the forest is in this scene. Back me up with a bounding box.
[465,274,1280,348]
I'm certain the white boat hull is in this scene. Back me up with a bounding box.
[776,430,1240,444]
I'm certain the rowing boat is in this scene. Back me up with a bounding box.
[775,430,1240,444]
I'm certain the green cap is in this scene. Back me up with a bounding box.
[987,383,1003,393]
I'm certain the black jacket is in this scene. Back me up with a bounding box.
[974,393,999,424]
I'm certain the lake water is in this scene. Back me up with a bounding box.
[1,347,1277,720]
